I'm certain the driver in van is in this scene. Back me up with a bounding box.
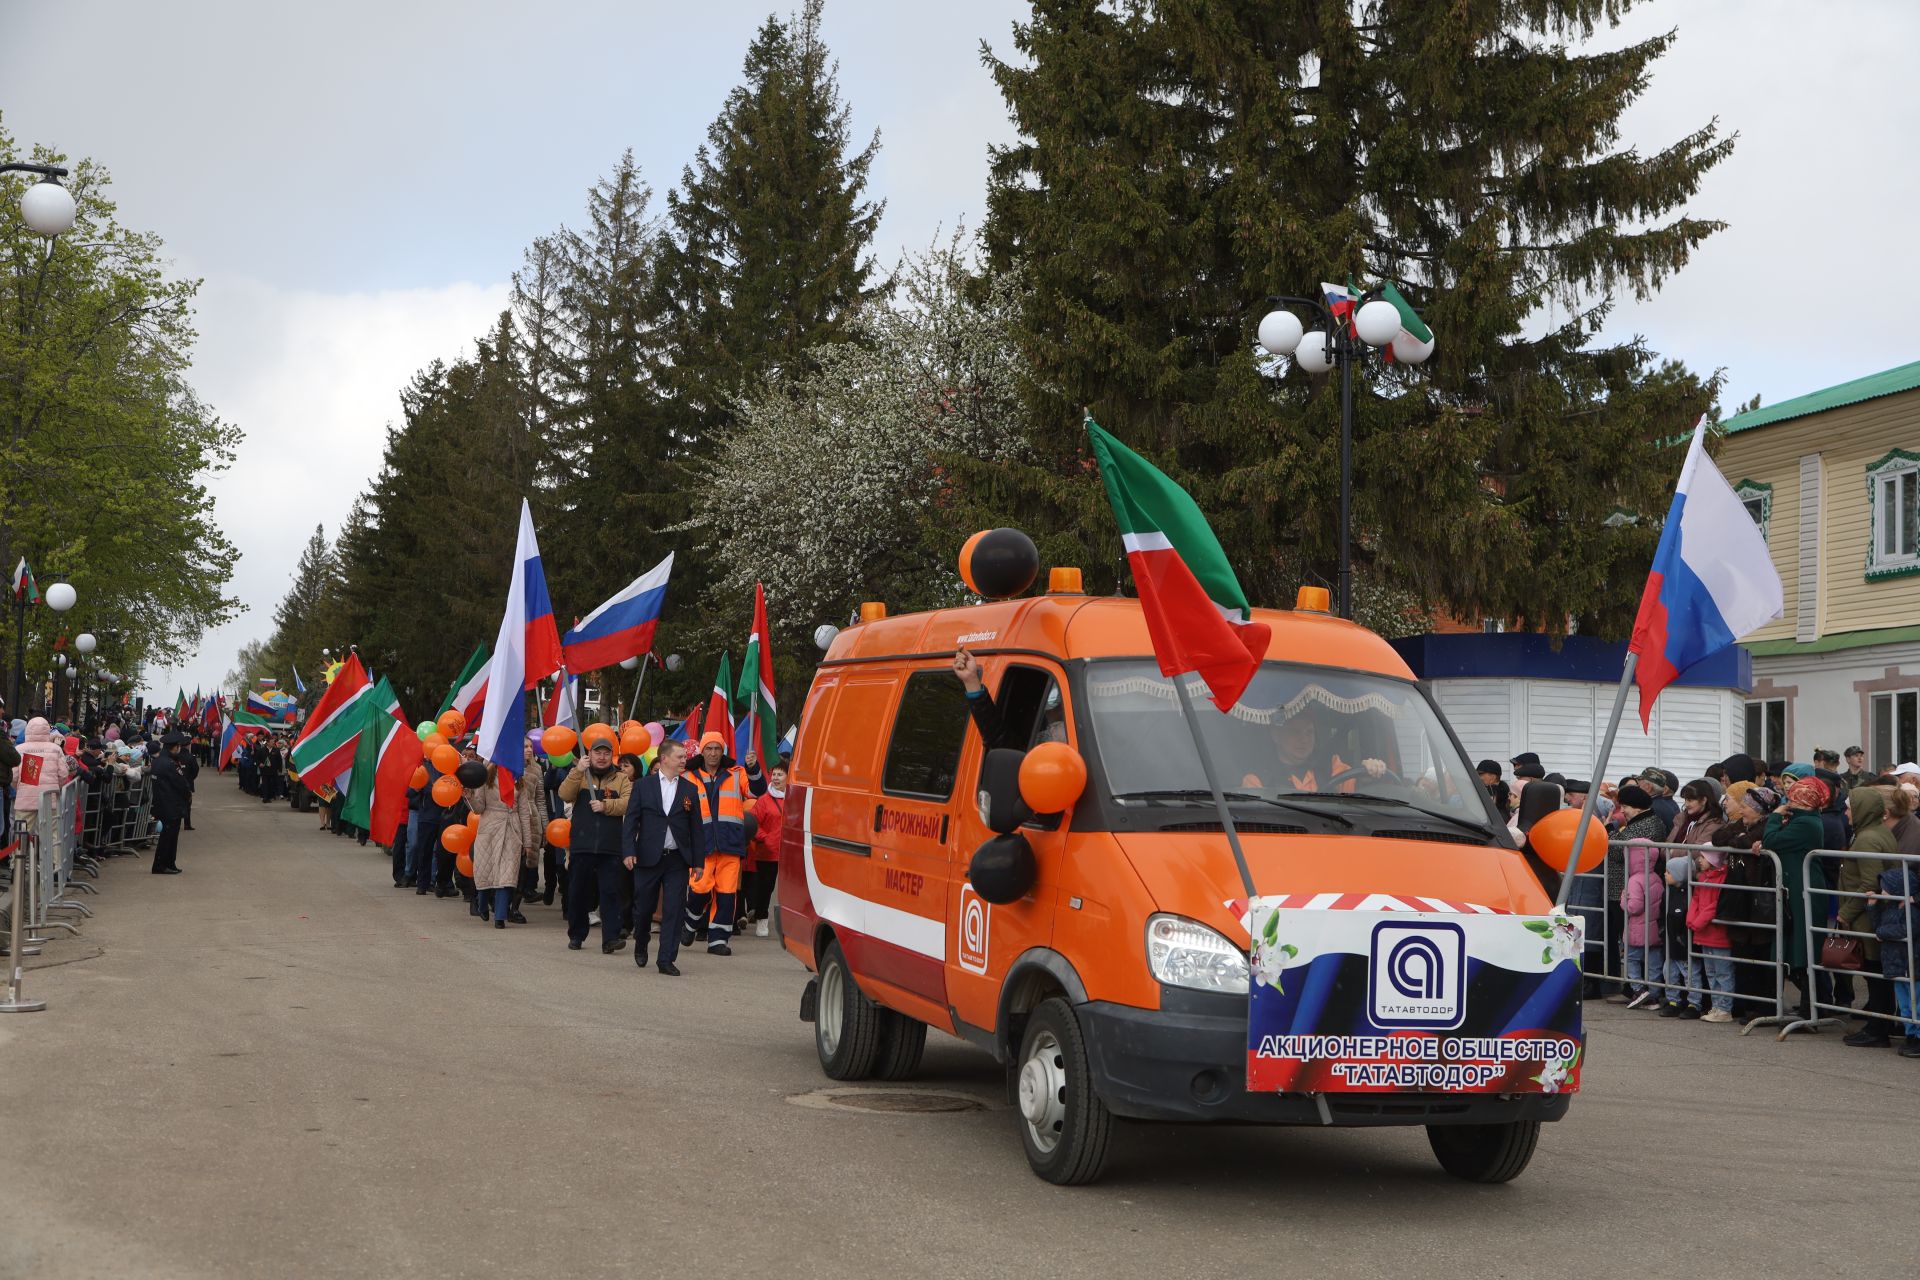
[1241,704,1387,794]
[953,649,1067,749]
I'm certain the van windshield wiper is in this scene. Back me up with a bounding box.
[1113,789,1352,829]
[1284,792,1497,838]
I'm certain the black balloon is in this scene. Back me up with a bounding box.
[967,832,1037,905]
[741,812,759,845]
[969,528,1039,599]
[454,760,487,789]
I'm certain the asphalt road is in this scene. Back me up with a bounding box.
[3,787,1917,1280]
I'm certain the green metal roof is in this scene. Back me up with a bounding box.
[1742,623,1920,658]
[1723,359,1920,434]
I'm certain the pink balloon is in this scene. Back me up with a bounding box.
[644,721,666,744]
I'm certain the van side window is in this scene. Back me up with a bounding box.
[981,664,1068,830]
[881,670,972,799]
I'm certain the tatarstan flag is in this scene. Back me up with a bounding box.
[290,652,370,791]
[440,643,489,726]
[1086,417,1271,711]
[702,651,733,742]
[342,677,424,845]
[737,583,779,763]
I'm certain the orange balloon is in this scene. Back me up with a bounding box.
[1018,741,1087,814]
[581,722,617,751]
[466,810,480,830]
[1529,808,1609,875]
[958,530,987,594]
[619,725,652,756]
[431,775,463,808]
[454,852,474,878]
[430,744,461,775]
[409,765,428,789]
[442,822,473,854]
[437,709,467,738]
[545,817,571,847]
[620,719,643,738]
[424,731,448,752]
[542,725,577,758]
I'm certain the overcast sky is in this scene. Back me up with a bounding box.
[3,0,1914,704]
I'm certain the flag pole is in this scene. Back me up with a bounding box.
[1171,677,1257,906]
[631,653,652,726]
[1554,651,1638,909]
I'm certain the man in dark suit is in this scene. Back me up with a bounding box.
[625,739,705,975]
[148,733,193,874]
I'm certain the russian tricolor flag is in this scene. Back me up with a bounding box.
[1628,415,1784,727]
[476,500,566,780]
[561,552,672,672]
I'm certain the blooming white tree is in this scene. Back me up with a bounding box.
[680,234,1032,641]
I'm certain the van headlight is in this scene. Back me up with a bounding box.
[1146,914,1249,994]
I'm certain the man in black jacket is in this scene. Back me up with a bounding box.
[559,738,632,954]
[149,734,193,874]
[625,738,705,975]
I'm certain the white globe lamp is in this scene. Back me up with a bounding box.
[1354,299,1403,347]
[20,180,76,236]
[814,623,841,652]
[1391,331,1436,364]
[44,581,76,613]
[75,632,96,654]
[618,655,640,671]
[1257,309,1304,357]
[1293,333,1333,374]
[664,653,683,673]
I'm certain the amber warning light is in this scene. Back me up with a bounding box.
[1295,586,1331,613]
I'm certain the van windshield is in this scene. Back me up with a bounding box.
[1082,660,1493,828]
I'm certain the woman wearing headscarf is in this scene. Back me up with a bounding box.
[1715,783,1781,1020]
[1765,777,1834,1018]
[1837,786,1899,1047]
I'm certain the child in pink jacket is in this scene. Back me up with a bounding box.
[1686,849,1736,1022]
[1620,841,1665,1008]
[14,716,72,828]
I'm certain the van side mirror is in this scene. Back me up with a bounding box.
[977,748,1033,834]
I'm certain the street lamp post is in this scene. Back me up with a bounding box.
[10,578,75,717]
[73,632,96,730]
[1257,290,1435,619]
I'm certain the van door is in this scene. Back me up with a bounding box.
[863,667,969,1025]
[947,661,1068,1036]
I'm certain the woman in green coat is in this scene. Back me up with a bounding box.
[1763,777,1833,1010]
[1838,785,1899,1044]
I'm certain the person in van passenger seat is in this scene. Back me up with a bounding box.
[952,649,1066,748]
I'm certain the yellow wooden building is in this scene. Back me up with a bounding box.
[1718,360,1920,768]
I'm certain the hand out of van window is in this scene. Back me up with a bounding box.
[953,649,984,693]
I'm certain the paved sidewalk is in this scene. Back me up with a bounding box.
[2,788,1917,1280]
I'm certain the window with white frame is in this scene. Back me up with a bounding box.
[1732,479,1771,541]
[1866,449,1920,579]
[583,684,603,711]
[1871,690,1917,771]
[1745,698,1787,763]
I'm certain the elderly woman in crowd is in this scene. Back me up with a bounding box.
[1764,777,1834,1019]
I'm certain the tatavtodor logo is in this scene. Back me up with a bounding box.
[1368,921,1466,1029]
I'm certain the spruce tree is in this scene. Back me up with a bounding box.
[981,0,1731,636]
[651,0,885,444]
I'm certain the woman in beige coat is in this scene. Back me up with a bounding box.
[513,749,549,913]
[466,765,522,929]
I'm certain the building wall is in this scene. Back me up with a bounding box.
[1430,678,1743,783]
[1749,638,1920,766]
[1717,385,1920,643]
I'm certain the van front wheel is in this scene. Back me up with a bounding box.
[1015,997,1113,1185]
[1426,1119,1540,1183]
[815,941,881,1080]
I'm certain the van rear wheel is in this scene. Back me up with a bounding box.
[1015,997,1112,1185]
[1426,1119,1540,1183]
[815,941,881,1080]
[872,1010,928,1081]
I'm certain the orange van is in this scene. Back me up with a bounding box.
[777,585,1579,1185]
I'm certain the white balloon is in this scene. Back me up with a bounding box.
[44,581,76,612]
[618,656,640,670]
[1391,331,1436,364]
[20,180,76,236]
[1293,333,1333,374]
[814,623,841,652]
[664,653,684,672]
[1354,299,1403,347]
[1256,309,1303,356]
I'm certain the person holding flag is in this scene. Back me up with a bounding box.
[682,647,769,955]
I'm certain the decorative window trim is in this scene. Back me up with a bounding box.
[1865,448,1920,581]
[1732,478,1772,542]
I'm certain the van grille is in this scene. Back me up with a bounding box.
[1156,821,1308,835]
[1372,829,1490,847]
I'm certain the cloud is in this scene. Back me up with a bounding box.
[144,277,510,698]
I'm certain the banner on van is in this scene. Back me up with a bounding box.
[1244,905,1584,1095]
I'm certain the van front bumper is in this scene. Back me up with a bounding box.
[1074,997,1572,1127]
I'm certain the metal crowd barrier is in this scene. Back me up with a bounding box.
[1603,839,1791,1034]
[30,781,89,937]
[1783,849,1920,1043]
[2,819,47,1012]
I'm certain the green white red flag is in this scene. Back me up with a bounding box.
[290,652,370,791]
[440,643,488,725]
[11,558,37,604]
[342,676,423,845]
[1086,417,1271,711]
[737,582,779,764]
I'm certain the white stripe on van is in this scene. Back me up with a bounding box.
[803,788,946,962]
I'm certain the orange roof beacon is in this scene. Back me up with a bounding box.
[777,564,1584,1186]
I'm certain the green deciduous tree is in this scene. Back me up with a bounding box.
[0,121,241,698]
[981,0,1730,637]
